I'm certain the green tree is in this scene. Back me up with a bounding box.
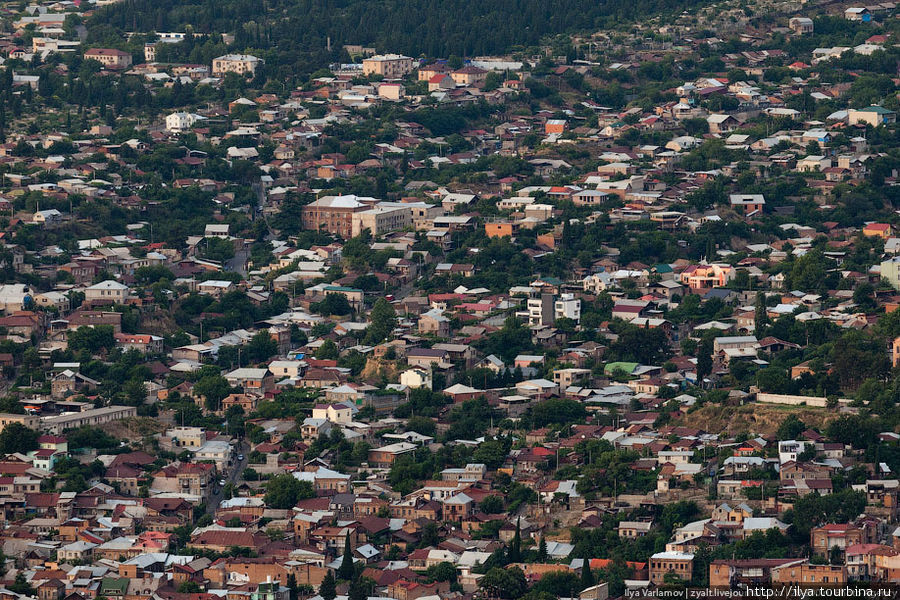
[193,374,231,412]
[776,414,805,441]
[318,570,336,600]
[479,566,527,599]
[338,532,354,580]
[286,574,298,600]
[68,325,115,354]
[754,292,768,337]
[508,518,522,562]
[316,339,339,360]
[581,553,595,590]
[247,329,278,363]
[347,576,369,600]
[426,561,458,583]
[479,495,504,514]
[313,293,352,316]
[9,573,33,595]
[365,298,397,344]
[263,474,314,509]
[0,422,39,454]
[696,335,713,383]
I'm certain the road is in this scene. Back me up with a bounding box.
[206,441,248,515]
[225,247,250,276]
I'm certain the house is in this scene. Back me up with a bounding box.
[166,112,206,133]
[618,521,653,538]
[368,442,417,467]
[707,114,740,134]
[400,367,432,390]
[789,17,814,33]
[311,402,355,424]
[863,223,892,239]
[451,66,488,86]
[680,264,734,290]
[407,348,450,369]
[84,48,132,69]
[114,333,163,354]
[85,280,130,304]
[225,368,274,393]
[848,106,895,126]
[729,194,765,215]
[811,524,864,558]
[419,309,451,337]
[844,7,871,21]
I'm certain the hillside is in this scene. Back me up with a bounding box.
[88,0,702,70]
[671,403,839,438]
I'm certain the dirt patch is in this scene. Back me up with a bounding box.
[361,358,399,383]
[100,416,167,446]
[673,403,839,437]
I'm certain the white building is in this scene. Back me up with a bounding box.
[555,293,581,322]
[84,280,130,304]
[166,112,206,133]
[400,367,432,390]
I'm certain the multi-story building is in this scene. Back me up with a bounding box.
[525,292,555,327]
[362,54,415,78]
[351,204,412,237]
[84,48,132,69]
[554,293,581,322]
[301,195,371,237]
[165,112,205,133]
[649,552,694,584]
[450,65,488,86]
[679,263,735,290]
[0,413,40,432]
[812,524,864,558]
[212,54,262,77]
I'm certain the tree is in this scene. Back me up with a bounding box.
[426,561,458,584]
[193,374,231,412]
[696,335,713,383]
[316,339,339,360]
[479,566,527,599]
[537,537,547,562]
[524,398,586,428]
[177,582,201,593]
[508,518,522,562]
[581,552,595,590]
[247,329,278,363]
[9,573,34,596]
[0,422,38,454]
[479,495,504,514]
[264,474,314,509]
[754,292,768,337]
[312,293,352,316]
[365,298,397,344]
[406,415,436,437]
[318,570,336,600]
[347,576,369,600]
[68,325,115,354]
[338,532,354,580]
[286,574,298,600]
[776,414,806,441]
[607,324,671,365]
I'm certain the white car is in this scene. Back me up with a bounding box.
[219,479,226,487]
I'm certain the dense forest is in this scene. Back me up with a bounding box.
[89,0,702,69]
